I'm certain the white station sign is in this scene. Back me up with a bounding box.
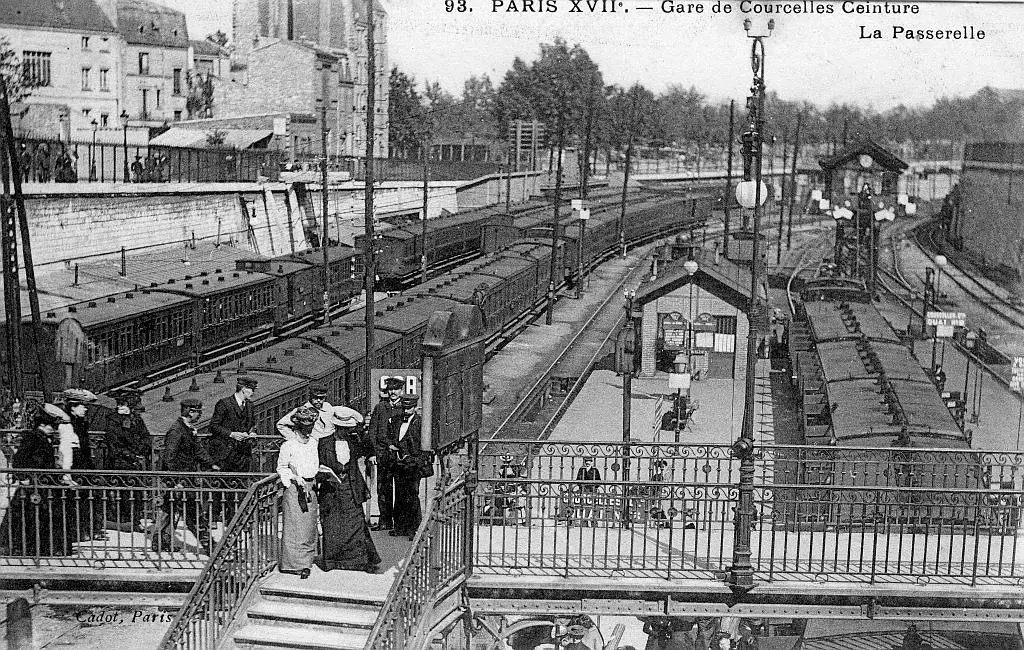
[926,311,966,338]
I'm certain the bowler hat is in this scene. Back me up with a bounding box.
[309,384,329,397]
[111,387,142,404]
[331,406,364,428]
[400,394,419,407]
[181,397,203,410]
[237,376,259,389]
[384,377,405,391]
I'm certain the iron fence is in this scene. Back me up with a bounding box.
[363,477,471,649]
[13,137,281,184]
[291,154,501,182]
[0,468,261,569]
[475,442,1024,585]
[159,475,281,650]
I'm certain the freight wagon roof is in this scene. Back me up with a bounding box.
[827,379,963,446]
[299,325,401,363]
[139,368,307,436]
[804,301,901,343]
[222,337,346,380]
[40,289,193,328]
[816,341,933,384]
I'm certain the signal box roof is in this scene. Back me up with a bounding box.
[818,139,909,173]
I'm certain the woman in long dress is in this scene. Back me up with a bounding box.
[276,406,320,579]
[317,407,380,573]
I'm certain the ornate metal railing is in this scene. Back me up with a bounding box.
[159,475,282,650]
[0,469,259,569]
[475,442,1024,585]
[363,476,472,649]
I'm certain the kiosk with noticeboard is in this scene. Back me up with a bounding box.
[422,304,486,451]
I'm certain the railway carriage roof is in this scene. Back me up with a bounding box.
[221,337,346,380]
[285,244,360,266]
[827,379,964,446]
[139,368,307,435]
[804,301,901,343]
[414,273,503,304]
[336,295,462,335]
[40,289,193,328]
[300,325,401,362]
[815,341,932,384]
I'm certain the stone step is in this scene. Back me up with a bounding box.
[247,600,378,631]
[233,624,369,650]
[260,582,386,611]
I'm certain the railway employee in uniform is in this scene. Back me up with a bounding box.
[276,406,320,579]
[368,377,405,531]
[276,385,335,441]
[389,394,425,540]
[209,376,258,472]
[152,398,220,553]
[103,388,152,530]
[317,406,381,573]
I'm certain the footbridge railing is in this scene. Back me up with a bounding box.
[473,442,1024,586]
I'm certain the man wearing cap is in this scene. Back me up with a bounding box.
[317,405,380,572]
[367,377,405,531]
[388,394,425,539]
[209,377,258,472]
[103,388,152,530]
[152,398,219,553]
[276,385,335,441]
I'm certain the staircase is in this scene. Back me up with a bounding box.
[232,569,391,650]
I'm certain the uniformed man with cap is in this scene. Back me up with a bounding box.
[388,393,425,539]
[152,397,220,553]
[103,388,153,530]
[276,384,335,441]
[367,377,406,531]
[209,376,258,472]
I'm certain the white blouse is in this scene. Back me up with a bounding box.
[276,437,320,485]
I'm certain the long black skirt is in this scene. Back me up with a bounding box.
[318,485,380,571]
[0,487,71,556]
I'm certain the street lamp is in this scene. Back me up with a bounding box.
[728,17,773,594]
[120,110,130,183]
[930,254,948,373]
[89,119,98,181]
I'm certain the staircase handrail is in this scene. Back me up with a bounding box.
[363,476,471,649]
[159,474,283,650]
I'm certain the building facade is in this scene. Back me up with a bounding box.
[1,0,122,139]
[104,0,190,126]
[229,0,388,158]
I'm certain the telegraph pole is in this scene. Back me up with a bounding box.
[421,136,429,284]
[786,111,801,250]
[0,96,23,397]
[320,101,332,324]
[363,0,377,408]
[724,99,734,258]
[546,110,566,326]
[776,129,787,266]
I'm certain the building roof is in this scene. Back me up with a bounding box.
[149,127,273,149]
[115,0,187,47]
[251,37,340,62]
[0,0,116,32]
[818,139,909,173]
[190,38,228,57]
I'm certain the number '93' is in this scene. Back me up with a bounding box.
[445,0,470,11]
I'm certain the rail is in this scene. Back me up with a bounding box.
[474,441,1024,585]
[0,469,260,569]
[159,475,282,650]
[363,476,472,649]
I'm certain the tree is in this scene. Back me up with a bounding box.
[0,37,40,105]
[388,67,426,158]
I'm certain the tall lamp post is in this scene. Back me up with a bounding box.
[120,110,130,183]
[89,119,98,181]
[728,17,773,594]
[859,183,874,294]
[929,254,948,373]
[831,201,853,273]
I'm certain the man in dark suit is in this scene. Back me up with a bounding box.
[388,394,425,539]
[208,376,258,472]
[368,377,405,530]
[152,398,220,553]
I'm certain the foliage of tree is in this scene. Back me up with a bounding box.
[206,31,229,47]
[388,67,426,157]
[0,37,41,105]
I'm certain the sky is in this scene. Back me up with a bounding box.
[163,0,1024,111]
